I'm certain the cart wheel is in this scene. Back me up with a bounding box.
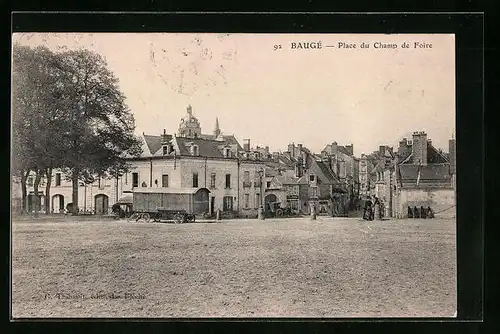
[187,214,195,223]
[174,213,183,224]
[127,213,138,223]
[152,212,161,222]
[276,209,284,218]
[137,213,150,223]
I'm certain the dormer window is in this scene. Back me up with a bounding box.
[163,144,174,155]
[223,147,231,158]
[190,144,199,156]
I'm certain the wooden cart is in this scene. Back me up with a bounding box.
[127,187,210,224]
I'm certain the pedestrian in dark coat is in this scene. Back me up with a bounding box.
[363,196,373,221]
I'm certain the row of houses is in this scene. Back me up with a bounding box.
[12,106,456,219]
[359,131,457,218]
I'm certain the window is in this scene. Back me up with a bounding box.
[55,173,61,186]
[163,146,169,155]
[255,193,261,208]
[310,187,318,197]
[125,172,128,185]
[191,145,199,156]
[266,181,271,188]
[309,174,316,182]
[27,177,34,187]
[243,171,250,187]
[210,173,216,188]
[193,173,199,188]
[132,173,139,188]
[141,182,147,187]
[162,174,169,187]
[225,174,231,189]
[223,196,233,212]
[288,185,299,196]
[244,194,250,208]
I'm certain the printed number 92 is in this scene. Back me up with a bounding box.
[273,44,282,51]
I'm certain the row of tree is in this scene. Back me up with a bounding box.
[12,44,143,215]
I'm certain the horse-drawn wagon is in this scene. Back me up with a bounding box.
[127,187,210,224]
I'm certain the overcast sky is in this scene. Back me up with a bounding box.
[13,33,455,156]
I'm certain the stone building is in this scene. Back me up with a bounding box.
[280,143,348,216]
[14,106,268,217]
[320,142,359,208]
[392,131,456,218]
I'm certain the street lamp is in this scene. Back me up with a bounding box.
[258,168,265,220]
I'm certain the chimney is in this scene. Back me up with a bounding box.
[379,145,385,156]
[265,146,269,154]
[272,152,279,162]
[161,130,172,144]
[288,143,295,157]
[398,138,410,157]
[345,144,354,156]
[449,139,456,174]
[243,139,251,152]
[330,142,338,156]
[297,143,303,151]
[412,131,428,166]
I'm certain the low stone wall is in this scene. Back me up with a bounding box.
[395,188,455,219]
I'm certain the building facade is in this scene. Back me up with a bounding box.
[392,131,456,218]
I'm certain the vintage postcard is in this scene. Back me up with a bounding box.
[11,32,456,318]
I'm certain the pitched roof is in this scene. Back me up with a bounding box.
[400,142,449,164]
[174,137,229,158]
[314,160,340,185]
[399,164,451,182]
[199,134,243,150]
[143,134,163,156]
[338,146,350,156]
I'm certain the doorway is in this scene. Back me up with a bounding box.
[210,197,215,215]
[52,194,64,213]
[94,194,109,215]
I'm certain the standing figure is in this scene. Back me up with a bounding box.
[414,206,420,219]
[408,206,414,218]
[420,205,427,219]
[373,196,380,220]
[363,196,373,221]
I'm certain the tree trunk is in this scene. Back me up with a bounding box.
[45,167,52,215]
[33,170,42,216]
[20,169,30,214]
[71,168,79,215]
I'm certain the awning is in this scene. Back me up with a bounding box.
[116,194,133,204]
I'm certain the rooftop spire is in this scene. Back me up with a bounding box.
[214,117,221,137]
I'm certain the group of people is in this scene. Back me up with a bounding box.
[362,195,385,221]
[408,206,435,219]
[362,195,436,220]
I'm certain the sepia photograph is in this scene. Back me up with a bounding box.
[11,32,457,318]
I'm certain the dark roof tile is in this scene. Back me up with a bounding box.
[399,164,451,181]
[143,135,162,155]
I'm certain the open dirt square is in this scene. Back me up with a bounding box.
[11,217,456,318]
